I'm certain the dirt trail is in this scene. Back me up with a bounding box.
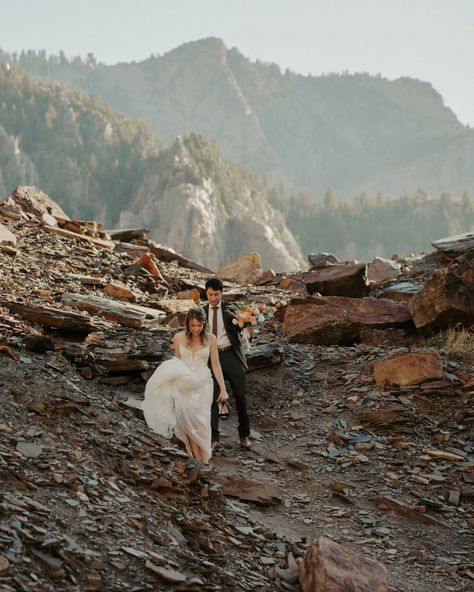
[211,344,473,592]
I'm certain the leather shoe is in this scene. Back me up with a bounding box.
[239,436,251,449]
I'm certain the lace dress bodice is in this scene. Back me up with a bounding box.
[179,343,210,372]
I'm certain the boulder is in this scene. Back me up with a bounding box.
[43,224,114,249]
[176,288,201,304]
[254,269,277,285]
[217,252,263,284]
[282,296,412,345]
[367,257,401,284]
[0,300,97,333]
[299,538,389,592]
[278,277,309,296]
[308,252,339,268]
[9,186,69,219]
[374,351,443,388]
[147,298,196,314]
[283,296,353,344]
[104,228,149,242]
[292,263,369,298]
[432,231,474,254]
[61,293,164,328]
[0,200,22,221]
[377,281,422,302]
[40,212,58,227]
[115,242,151,257]
[408,250,474,329]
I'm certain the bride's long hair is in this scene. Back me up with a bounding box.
[185,308,209,346]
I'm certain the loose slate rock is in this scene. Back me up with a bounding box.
[0,555,10,571]
[16,442,44,458]
[218,478,282,506]
[145,561,187,583]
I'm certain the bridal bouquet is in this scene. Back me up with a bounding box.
[232,302,269,351]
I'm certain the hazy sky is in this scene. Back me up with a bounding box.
[1,0,473,126]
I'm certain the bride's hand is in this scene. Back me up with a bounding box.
[217,390,229,403]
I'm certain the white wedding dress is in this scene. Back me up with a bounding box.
[142,343,213,462]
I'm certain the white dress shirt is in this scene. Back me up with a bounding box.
[209,302,231,348]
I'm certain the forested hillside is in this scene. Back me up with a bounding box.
[0,61,164,222]
[286,189,474,260]
[0,62,303,269]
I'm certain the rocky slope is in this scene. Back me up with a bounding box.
[0,192,473,591]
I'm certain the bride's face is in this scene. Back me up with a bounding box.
[189,318,204,336]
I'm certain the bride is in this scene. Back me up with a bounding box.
[142,308,228,463]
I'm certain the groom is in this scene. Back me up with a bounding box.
[203,278,251,449]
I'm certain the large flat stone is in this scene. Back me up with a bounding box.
[367,257,401,284]
[373,351,443,387]
[282,296,411,345]
[432,231,474,254]
[292,263,369,298]
[217,477,282,506]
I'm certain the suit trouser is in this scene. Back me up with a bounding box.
[211,349,250,441]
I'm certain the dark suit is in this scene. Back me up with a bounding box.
[203,301,250,441]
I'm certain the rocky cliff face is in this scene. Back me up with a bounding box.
[121,137,303,271]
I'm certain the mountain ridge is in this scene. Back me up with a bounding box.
[6,38,473,198]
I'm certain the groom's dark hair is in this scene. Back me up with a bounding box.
[205,278,224,292]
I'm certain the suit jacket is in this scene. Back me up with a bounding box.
[203,301,248,370]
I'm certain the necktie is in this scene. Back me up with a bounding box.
[212,306,218,337]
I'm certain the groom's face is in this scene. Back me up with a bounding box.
[206,288,222,307]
